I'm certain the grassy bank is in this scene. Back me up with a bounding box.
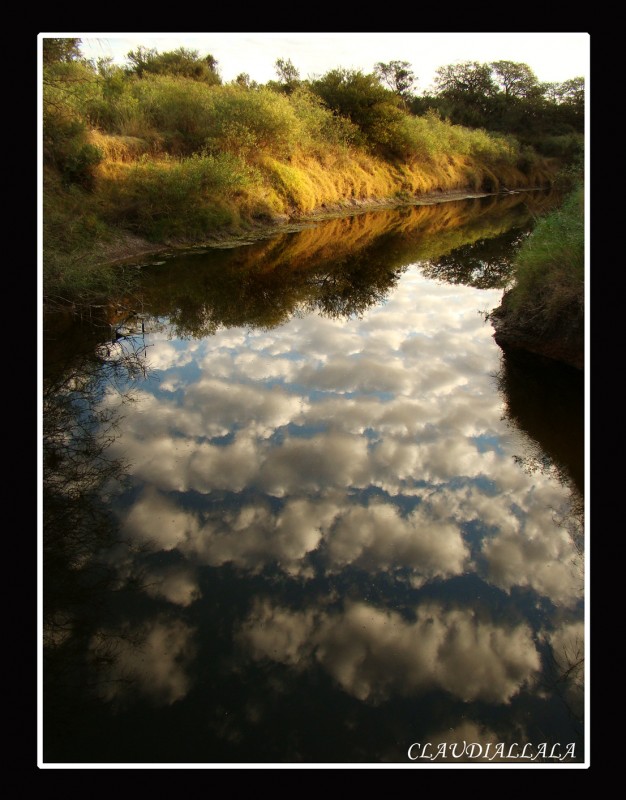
[43,53,562,307]
[490,184,584,368]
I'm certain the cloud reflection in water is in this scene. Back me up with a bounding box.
[106,269,580,607]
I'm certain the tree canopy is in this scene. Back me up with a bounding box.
[43,38,83,65]
[374,61,417,99]
[125,46,221,84]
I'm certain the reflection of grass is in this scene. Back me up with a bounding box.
[136,192,560,337]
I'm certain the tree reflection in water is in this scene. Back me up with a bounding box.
[43,317,153,720]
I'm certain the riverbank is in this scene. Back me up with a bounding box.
[490,289,584,370]
[488,185,584,371]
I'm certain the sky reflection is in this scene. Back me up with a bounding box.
[105,269,580,610]
[44,199,584,763]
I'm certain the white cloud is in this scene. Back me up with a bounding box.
[144,338,199,372]
[189,497,340,576]
[482,520,582,607]
[258,432,370,496]
[184,378,307,436]
[122,486,199,549]
[326,502,469,581]
[238,599,541,704]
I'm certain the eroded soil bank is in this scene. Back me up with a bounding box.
[490,288,584,371]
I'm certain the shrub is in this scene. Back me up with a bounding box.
[202,85,302,159]
[130,75,215,153]
[100,153,256,239]
[288,87,359,152]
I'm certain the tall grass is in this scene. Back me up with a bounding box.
[43,61,561,304]
[508,185,584,322]
[99,153,259,240]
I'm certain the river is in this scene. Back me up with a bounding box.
[42,192,585,765]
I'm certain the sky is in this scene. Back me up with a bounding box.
[47,32,590,91]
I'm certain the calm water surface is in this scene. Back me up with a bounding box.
[42,194,585,765]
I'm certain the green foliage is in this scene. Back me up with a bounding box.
[43,37,83,65]
[508,186,584,321]
[43,174,130,307]
[43,60,104,187]
[274,58,300,94]
[126,79,301,157]
[310,68,410,156]
[434,61,496,98]
[127,75,212,151]
[84,83,146,135]
[532,133,584,161]
[430,61,584,150]
[126,46,221,84]
[374,61,417,99]
[379,109,518,164]
[203,85,302,158]
[234,73,258,89]
[60,140,103,188]
[101,153,256,239]
[490,61,540,99]
[288,87,359,150]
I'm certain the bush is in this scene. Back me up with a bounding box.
[101,153,256,239]
[202,85,302,159]
[43,113,103,188]
[127,79,302,158]
[310,69,405,156]
[288,87,359,152]
[126,46,221,84]
[130,76,215,153]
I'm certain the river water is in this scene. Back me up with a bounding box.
[42,193,585,765]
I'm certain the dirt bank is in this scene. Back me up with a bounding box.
[490,289,584,371]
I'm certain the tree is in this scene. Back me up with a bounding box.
[310,68,406,157]
[555,77,585,108]
[434,61,497,97]
[43,37,83,65]
[491,61,540,99]
[274,58,300,94]
[126,46,221,84]
[432,61,497,127]
[374,60,416,99]
[235,72,258,89]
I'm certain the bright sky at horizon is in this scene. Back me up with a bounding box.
[43,32,590,91]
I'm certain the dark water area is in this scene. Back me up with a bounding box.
[42,192,585,766]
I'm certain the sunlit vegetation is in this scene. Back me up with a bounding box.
[42,40,583,306]
[413,60,584,160]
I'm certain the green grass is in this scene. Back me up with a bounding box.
[509,185,584,322]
